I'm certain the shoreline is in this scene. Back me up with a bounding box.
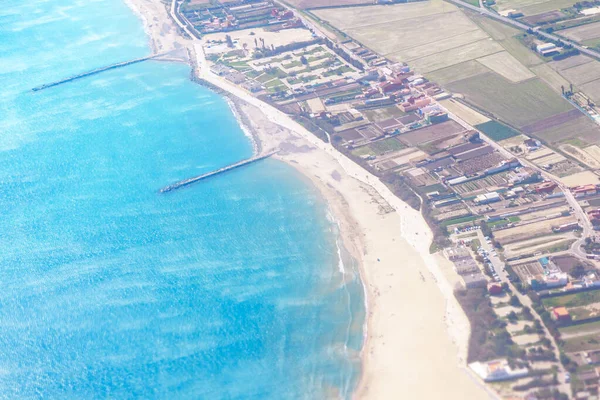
[125,1,495,398]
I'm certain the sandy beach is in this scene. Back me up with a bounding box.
[126,0,496,398]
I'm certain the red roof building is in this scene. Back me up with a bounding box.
[535,181,557,194]
[552,307,571,322]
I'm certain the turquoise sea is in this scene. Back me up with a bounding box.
[0,0,364,398]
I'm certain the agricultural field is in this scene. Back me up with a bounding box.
[549,55,600,103]
[351,137,405,157]
[445,73,572,128]
[533,114,600,145]
[315,1,588,135]
[314,0,505,72]
[503,234,575,258]
[426,60,490,86]
[560,144,600,169]
[560,170,600,186]
[475,120,521,141]
[584,145,600,165]
[362,106,406,122]
[559,21,600,43]
[492,0,579,16]
[581,78,600,103]
[439,98,490,125]
[530,64,570,94]
[557,60,600,86]
[494,215,576,244]
[543,291,600,308]
[452,173,509,196]
[475,51,535,83]
[562,331,600,352]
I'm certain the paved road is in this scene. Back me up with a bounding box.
[474,230,571,395]
[170,0,197,39]
[447,0,600,61]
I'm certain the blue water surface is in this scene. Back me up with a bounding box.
[0,0,364,398]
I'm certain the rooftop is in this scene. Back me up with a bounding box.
[553,307,569,317]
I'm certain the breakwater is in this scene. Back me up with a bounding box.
[160,151,277,193]
[31,53,168,91]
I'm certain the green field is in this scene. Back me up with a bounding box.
[476,120,521,141]
[542,290,600,308]
[265,78,284,88]
[362,106,407,122]
[446,74,572,128]
[323,65,354,77]
[351,137,405,157]
[426,60,490,86]
[441,215,478,227]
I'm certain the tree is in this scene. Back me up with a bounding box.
[300,55,308,65]
[571,263,586,279]
[225,34,233,48]
[509,295,522,307]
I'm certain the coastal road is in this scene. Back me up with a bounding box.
[447,0,600,61]
[169,0,197,39]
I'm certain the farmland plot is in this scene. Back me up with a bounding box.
[476,51,536,82]
[494,215,576,244]
[558,60,600,86]
[559,21,600,42]
[446,73,572,128]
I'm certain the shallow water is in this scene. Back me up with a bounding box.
[0,0,364,398]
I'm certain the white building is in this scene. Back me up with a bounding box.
[469,359,529,382]
[474,192,501,205]
[536,43,559,56]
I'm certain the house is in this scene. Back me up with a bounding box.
[524,138,541,151]
[499,9,524,18]
[454,258,480,275]
[224,71,247,84]
[378,79,404,94]
[507,167,540,184]
[553,222,580,233]
[469,359,529,382]
[461,273,488,289]
[546,271,569,288]
[426,110,449,124]
[535,181,557,194]
[444,247,471,261]
[572,184,598,198]
[585,350,600,365]
[552,307,571,322]
[398,97,431,112]
[530,271,568,290]
[583,272,600,288]
[488,282,503,295]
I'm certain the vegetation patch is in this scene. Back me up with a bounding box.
[542,290,600,308]
[455,288,524,362]
[476,120,521,141]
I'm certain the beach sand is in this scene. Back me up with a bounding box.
[126,0,496,398]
